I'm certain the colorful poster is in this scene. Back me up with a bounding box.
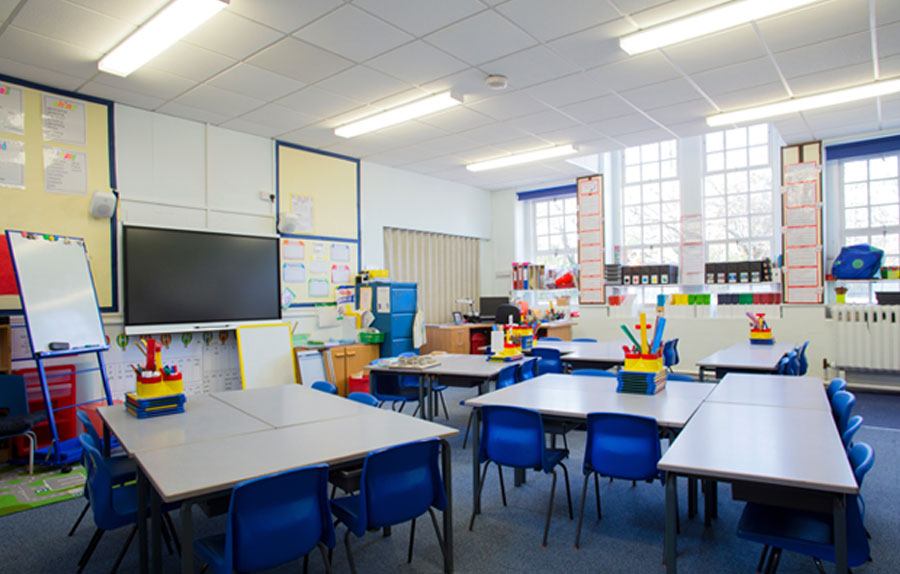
[42,94,86,145]
[0,85,24,135]
[0,138,25,189]
[282,238,304,260]
[43,146,87,195]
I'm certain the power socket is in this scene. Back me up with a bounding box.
[258,191,275,202]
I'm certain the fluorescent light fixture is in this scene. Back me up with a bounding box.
[335,92,463,138]
[707,78,900,127]
[466,145,578,172]
[619,0,820,55]
[98,0,228,77]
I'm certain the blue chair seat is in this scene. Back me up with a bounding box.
[193,534,227,573]
[0,412,45,434]
[330,493,362,526]
[571,369,616,378]
[666,373,695,382]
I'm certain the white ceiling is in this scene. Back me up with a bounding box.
[1,0,899,191]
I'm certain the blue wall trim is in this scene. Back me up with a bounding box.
[516,184,577,201]
[826,134,900,161]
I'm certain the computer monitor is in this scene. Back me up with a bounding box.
[478,296,509,320]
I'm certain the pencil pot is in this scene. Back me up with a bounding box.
[163,372,184,395]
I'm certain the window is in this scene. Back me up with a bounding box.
[703,124,775,262]
[622,140,680,265]
[533,195,578,269]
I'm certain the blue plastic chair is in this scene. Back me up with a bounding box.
[399,352,449,419]
[311,380,338,394]
[574,413,663,548]
[571,369,616,378]
[776,351,799,376]
[541,337,563,342]
[516,357,539,382]
[469,405,572,547]
[827,378,847,400]
[842,415,863,452]
[662,340,677,370]
[531,347,563,375]
[195,464,336,574]
[0,374,45,475]
[369,359,420,414]
[831,390,856,435]
[461,363,519,450]
[78,434,180,573]
[331,438,447,573]
[666,373,695,382]
[347,392,379,407]
[572,338,597,343]
[737,442,874,573]
[796,341,810,376]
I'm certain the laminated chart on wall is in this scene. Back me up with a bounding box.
[279,237,359,304]
[0,78,115,311]
[577,174,605,304]
[781,142,824,304]
[680,214,704,285]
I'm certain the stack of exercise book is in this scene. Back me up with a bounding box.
[125,392,186,418]
[616,371,667,395]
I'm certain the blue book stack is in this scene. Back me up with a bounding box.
[616,371,667,395]
[125,392,186,418]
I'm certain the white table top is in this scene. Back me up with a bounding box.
[706,373,829,411]
[137,409,459,502]
[98,395,272,454]
[695,341,795,371]
[211,384,371,428]
[464,374,714,429]
[658,402,858,493]
[367,353,523,379]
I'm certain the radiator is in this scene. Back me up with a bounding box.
[830,305,900,371]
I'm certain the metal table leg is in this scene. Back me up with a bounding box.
[688,478,697,519]
[418,375,426,420]
[180,500,194,574]
[441,439,454,573]
[834,494,847,573]
[151,483,162,574]
[704,479,712,527]
[665,473,678,574]
[472,408,481,515]
[138,469,148,574]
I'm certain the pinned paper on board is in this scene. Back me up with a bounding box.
[43,146,87,195]
[280,287,296,309]
[785,226,817,247]
[0,85,24,135]
[785,206,817,227]
[784,162,818,184]
[308,278,329,297]
[331,264,350,284]
[0,138,25,189]
[308,260,329,274]
[358,286,372,311]
[291,195,315,233]
[282,239,304,260]
[310,242,326,259]
[42,94,86,145]
[283,262,305,283]
[785,181,816,207]
[331,243,350,262]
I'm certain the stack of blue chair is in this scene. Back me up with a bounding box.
[400,351,448,419]
[776,350,800,376]
[795,341,810,375]
[311,381,338,394]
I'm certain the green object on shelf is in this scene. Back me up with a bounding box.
[359,331,385,344]
[688,294,697,305]
[292,334,309,347]
[738,293,753,305]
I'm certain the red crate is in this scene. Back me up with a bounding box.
[12,364,77,456]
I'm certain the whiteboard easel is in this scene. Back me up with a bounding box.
[236,323,296,389]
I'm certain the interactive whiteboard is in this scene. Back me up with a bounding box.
[6,231,107,355]
[236,322,296,389]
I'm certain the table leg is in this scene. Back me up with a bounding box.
[180,501,194,574]
[704,479,712,527]
[428,375,435,421]
[711,480,718,518]
[472,408,481,515]
[138,469,148,574]
[688,478,697,519]
[665,473,677,574]
[441,439,454,574]
[418,375,426,420]
[102,421,111,457]
[151,483,162,574]
[834,494,847,573]
[698,369,705,382]
[514,467,525,486]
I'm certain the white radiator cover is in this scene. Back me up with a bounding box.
[830,305,900,372]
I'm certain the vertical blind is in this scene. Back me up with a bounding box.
[383,227,480,324]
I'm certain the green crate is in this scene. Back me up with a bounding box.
[359,332,385,344]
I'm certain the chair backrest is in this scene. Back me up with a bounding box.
[777,350,799,375]
[662,340,676,368]
[226,464,335,573]
[571,369,616,378]
[311,380,338,394]
[831,390,856,434]
[672,338,680,366]
[347,392,379,407]
[572,338,597,343]
[541,337,562,342]
[368,359,407,401]
[79,433,130,531]
[77,409,102,446]
[531,347,563,375]
[666,373,695,382]
[842,415,863,451]
[797,341,810,375]
[495,304,521,325]
[355,438,446,534]
[516,358,538,382]
[584,412,661,481]
[479,405,546,470]
[849,442,874,488]
[496,363,519,389]
[827,378,847,399]
[0,374,30,417]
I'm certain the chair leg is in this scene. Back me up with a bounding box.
[330,484,337,499]
[594,473,601,520]
[438,391,449,419]
[26,432,35,475]
[469,462,491,531]
[68,500,90,537]
[461,411,473,449]
[77,528,105,573]
[574,473,591,549]
[757,545,769,572]
[497,464,507,507]
[560,463,573,520]
[304,554,309,574]
[111,524,137,574]
[407,517,416,563]
[318,541,333,574]
[542,469,558,548]
[427,507,447,564]
[344,528,357,574]
[812,557,827,574]
[562,432,568,451]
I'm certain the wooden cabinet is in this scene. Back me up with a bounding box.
[0,321,10,373]
[540,322,573,340]
[328,343,379,396]
[421,325,485,354]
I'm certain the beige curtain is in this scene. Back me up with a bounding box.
[383,227,480,324]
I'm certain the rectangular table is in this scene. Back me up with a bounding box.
[532,339,630,371]
[658,401,858,574]
[705,373,829,411]
[211,384,372,427]
[695,340,795,381]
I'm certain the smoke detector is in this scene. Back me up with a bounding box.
[485,74,508,90]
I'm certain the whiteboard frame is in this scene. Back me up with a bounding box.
[236,322,297,390]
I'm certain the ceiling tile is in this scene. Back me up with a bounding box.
[415,134,484,157]
[668,118,713,139]
[492,135,559,154]
[315,66,411,104]
[174,84,265,119]
[545,18,633,71]
[711,81,788,111]
[208,64,304,100]
[0,27,101,79]
[803,100,877,128]
[880,94,900,124]
[628,0,727,29]
[78,80,165,109]
[881,53,900,78]
[93,65,195,100]
[525,73,609,108]
[691,57,782,96]
[277,86,364,121]
[418,106,494,132]
[354,0,485,37]
[876,0,900,25]
[585,51,680,93]
[366,41,469,86]
[425,11,537,66]
[787,62,874,97]
[756,0,870,53]
[560,94,634,124]
[421,68,499,103]
[460,122,531,146]
[774,31,872,79]
[237,103,316,132]
[616,127,677,147]
[496,0,619,42]
[67,0,165,24]
[278,122,344,149]
[145,42,236,82]
[467,92,547,121]
[293,5,412,63]
[537,125,607,145]
[878,21,900,58]
[505,110,579,134]
[218,118,283,139]
[13,0,131,53]
[590,113,659,137]
[645,98,716,125]
[0,57,86,91]
[481,45,579,90]
[663,24,764,74]
[248,37,354,84]
[620,77,704,111]
[157,101,230,125]
[227,0,342,34]
[185,10,283,60]
[0,0,16,20]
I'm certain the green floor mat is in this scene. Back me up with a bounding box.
[0,463,85,517]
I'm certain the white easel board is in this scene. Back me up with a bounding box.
[295,350,328,386]
[6,231,107,355]
[236,323,296,389]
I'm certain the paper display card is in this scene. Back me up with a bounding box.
[784,181,817,207]
[317,306,339,328]
[331,264,350,284]
[291,195,315,233]
[308,278,329,297]
[308,260,329,274]
[787,287,820,304]
[681,214,703,244]
[787,266,819,287]
[681,243,705,284]
[580,192,600,215]
[0,138,25,189]
[580,230,602,245]
[582,261,604,276]
[581,275,604,290]
[42,94,86,145]
[581,289,605,303]
[310,242,326,259]
[0,85,24,135]
[784,162,818,184]
[331,243,350,262]
[280,287,296,309]
[580,214,602,231]
[581,244,603,261]
[358,286,372,311]
[43,146,87,195]
[578,177,599,195]
[282,262,305,283]
[785,226,818,247]
[282,239,304,260]
[785,206,817,227]
[376,286,391,312]
[786,246,819,267]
